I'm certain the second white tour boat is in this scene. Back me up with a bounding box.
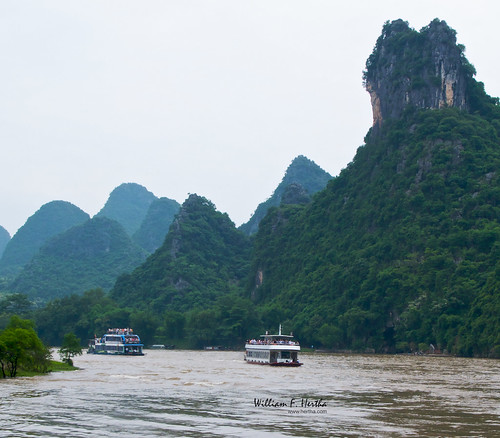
[245,325,302,366]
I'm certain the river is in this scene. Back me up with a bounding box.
[1,351,499,437]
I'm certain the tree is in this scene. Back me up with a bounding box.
[0,316,51,378]
[58,332,83,366]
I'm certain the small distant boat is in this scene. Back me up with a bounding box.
[245,325,302,366]
[88,328,144,355]
[149,344,175,350]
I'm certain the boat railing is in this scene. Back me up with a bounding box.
[247,339,299,346]
[107,328,135,335]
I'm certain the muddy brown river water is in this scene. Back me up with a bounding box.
[1,350,499,437]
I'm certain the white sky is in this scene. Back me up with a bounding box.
[1,1,499,236]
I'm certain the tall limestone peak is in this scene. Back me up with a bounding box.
[364,19,474,128]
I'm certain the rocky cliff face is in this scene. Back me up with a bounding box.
[364,19,474,128]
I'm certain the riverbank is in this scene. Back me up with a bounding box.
[14,360,78,378]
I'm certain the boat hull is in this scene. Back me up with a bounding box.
[269,362,302,367]
[245,359,302,366]
[89,350,144,356]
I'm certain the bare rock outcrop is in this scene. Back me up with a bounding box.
[364,19,474,128]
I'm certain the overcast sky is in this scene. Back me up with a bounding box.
[1,1,499,236]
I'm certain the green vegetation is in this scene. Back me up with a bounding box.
[239,155,332,235]
[0,225,10,259]
[95,182,157,236]
[8,196,256,349]
[15,360,77,377]
[9,217,147,303]
[0,201,89,278]
[0,20,498,358]
[58,332,83,366]
[0,316,51,378]
[132,197,180,252]
[0,293,34,328]
[3,105,498,358]
[249,105,500,357]
[111,194,251,314]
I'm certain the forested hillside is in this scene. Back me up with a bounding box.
[112,194,251,312]
[248,19,500,357]
[10,217,147,303]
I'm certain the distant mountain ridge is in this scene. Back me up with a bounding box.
[0,201,90,278]
[0,183,180,301]
[132,197,181,253]
[10,217,148,302]
[239,155,332,235]
[95,183,158,236]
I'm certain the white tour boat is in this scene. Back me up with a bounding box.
[245,325,302,366]
[88,328,144,355]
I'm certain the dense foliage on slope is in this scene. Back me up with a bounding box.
[95,183,157,236]
[0,201,90,278]
[249,104,500,356]
[132,197,180,253]
[0,316,51,377]
[245,19,500,357]
[9,217,147,303]
[112,194,252,313]
[239,155,332,235]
